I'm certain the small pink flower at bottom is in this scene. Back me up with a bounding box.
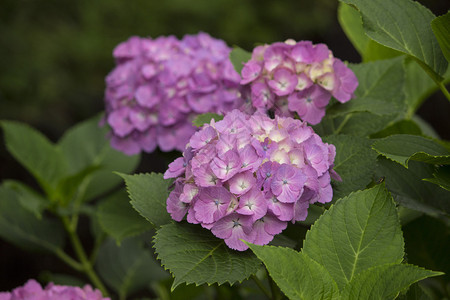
[1,279,109,300]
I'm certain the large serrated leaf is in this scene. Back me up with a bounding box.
[341,263,442,300]
[153,223,261,290]
[119,172,172,227]
[0,184,65,253]
[1,120,68,196]
[323,135,378,200]
[96,236,168,299]
[339,0,448,79]
[302,184,404,290]
[59,115,140,201]
[327,57,406,117]
[375,158,450,221]
[431,12,450,63]
[247,244,339,300]
[229,47,251,74]
[97,190,153,244]
[372,134,450,168]
[337,3,401,62]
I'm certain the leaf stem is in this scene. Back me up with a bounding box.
[89,231,106,264]
[251,274,272,299]
[437,81,450,102]
[334,113,352,134]
[266,268,283,300]
[62,216,110,297]
[53,248,83,271]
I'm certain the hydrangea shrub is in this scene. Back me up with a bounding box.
[0,280,110,300]
[164,110,339,250]
[104,32,251,155]
[240,40,358,124]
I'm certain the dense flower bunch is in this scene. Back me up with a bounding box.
[164,110,339,251]
[240,40,358,125]
[0,279,109,300]
[104,32,250,155]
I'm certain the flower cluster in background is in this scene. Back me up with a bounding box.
[164,110,339,251]
[240,40,358,124]
[0,280,109,300]
[104,32,251,155]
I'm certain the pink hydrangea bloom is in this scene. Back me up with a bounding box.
[240,40,358,125]
[164,110,339,251]
[0,279,109,300]
[104,32,253,155]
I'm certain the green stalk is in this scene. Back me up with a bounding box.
[53,248,83,271]
[62,216,109,297]
[251,274,272,299]
[266,268,283,300]
[437,81,450,102]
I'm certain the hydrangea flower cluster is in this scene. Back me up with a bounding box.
[0,279,109,300]
[240,40,358,125]
[164,110,339,251]
[104,32,251,155]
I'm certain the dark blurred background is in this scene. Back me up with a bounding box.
[0,0,449,293]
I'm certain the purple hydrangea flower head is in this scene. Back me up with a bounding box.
[164,110,339,251]
[240,40,358,125]
[104,32,252,155]
[0,279,109,300]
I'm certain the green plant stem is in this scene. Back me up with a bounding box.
[438,81,450,102]
[266,268,283,300]
[70,178,90,230]
[334,113,352,134]
[53,248,83,271]
[89,231,106,264]
[251,274,272,299]
[62,216,109,297]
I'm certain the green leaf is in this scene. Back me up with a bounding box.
[423,165,450,191]
[1,121,68,196]
[302,184,404,290]
[119,172,172,227]
[247,244,339,300]
[375,158,450,220]
[372,134,450,168]
[327,57,406,117]
[96,236,169,299]
[192,113,223,128]
[370,120,422,139]
[153,223,261,290]
[323,135,378,200]
[337,3,401,62]
[339,0,448,79]
[59,115,140,201]
[97,190,153,244]
[341,263,442,300]
[2,180,49,219]
[229,47,251,74]
[0,184,65,252]
[431,12,450,62]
